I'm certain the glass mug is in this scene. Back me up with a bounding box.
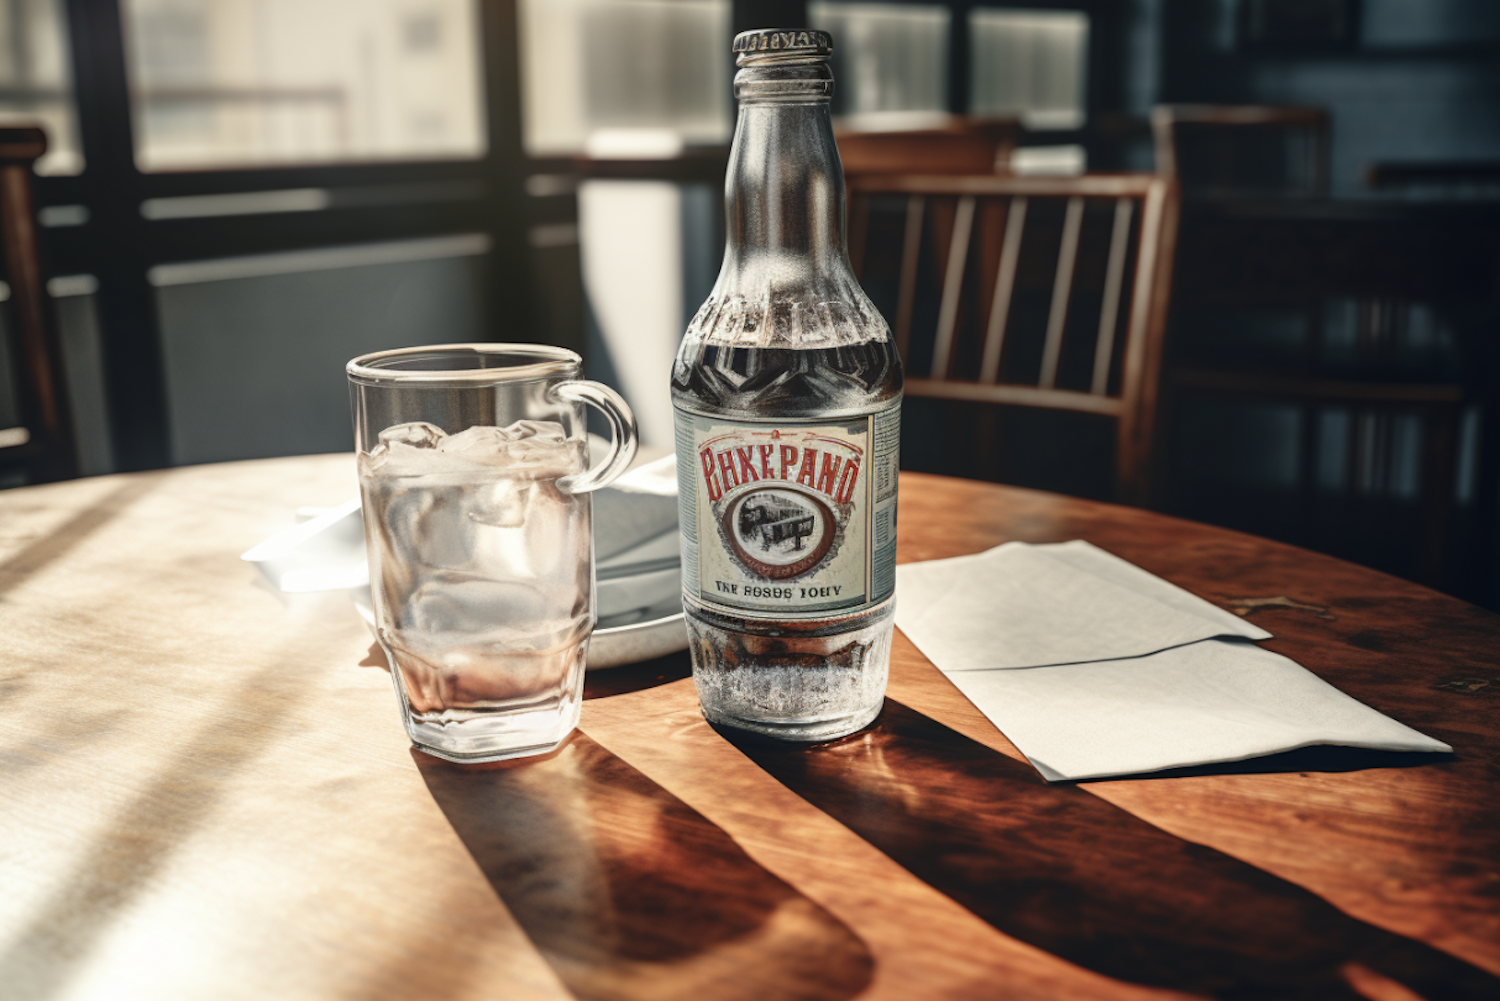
[347,344,637,762]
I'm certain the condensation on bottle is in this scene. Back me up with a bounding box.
[671,28,902,742]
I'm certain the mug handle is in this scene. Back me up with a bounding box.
[552,380,639,494]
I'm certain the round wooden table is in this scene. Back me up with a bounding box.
[1,455,1496,1001]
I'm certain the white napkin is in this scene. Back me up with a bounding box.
[592,453,680,566]
[241,496,368,592]
[898,540,1269,670]
[896,541,1451,781]
[589,454,682,620]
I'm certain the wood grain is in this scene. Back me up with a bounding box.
[890,473,1500,981]
[582,675,1174,1001]
[416,737,873,1001]
[725,700,1492,999]
[1,456,1496,1001]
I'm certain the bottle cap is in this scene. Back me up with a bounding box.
[732,28,833,60]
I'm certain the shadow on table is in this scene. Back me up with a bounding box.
[723,700,1498,1001]
[1091,744,1458,781]
[583,649,693,700]
[0,475,159,601]
[362,643,691,701]
[414,736,873,1001]
[0,626,330,1001]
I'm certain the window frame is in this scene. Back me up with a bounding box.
[27,0,530,471]
[801,0,1118,131]
[23,0,1120,472]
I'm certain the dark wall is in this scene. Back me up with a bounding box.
[1123,0,1500,606]
[733,0,808,34]
[1155,0,1500,195]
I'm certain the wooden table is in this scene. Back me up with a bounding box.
[2,455,1497,1001]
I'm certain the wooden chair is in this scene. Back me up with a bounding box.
[836,115,1021,178]
[848,173,1180,505]
[1154,105,1489,592]
[1152,105,1330,198]
[1165,199,1500,593]
[0,125,76,484]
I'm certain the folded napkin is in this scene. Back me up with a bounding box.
[241,496,368,592]
[898,540,1270,670]
[588,454,682,621]
[896,541,1451,781]
[592,453,679,567]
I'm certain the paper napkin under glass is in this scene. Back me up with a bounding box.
[895,541,1451,782]
[241,452,681,598]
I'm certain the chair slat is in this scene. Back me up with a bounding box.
[978,196,1026,384]
[1091,198,1135,395]
[849,172,1156,199]
[0,126,76,483]
[905,377,1125,416]
[930,195,975,379]
[848,192,870,278]
[1039,196,1084,389]
[893,194,925,364]
[849,171,1180,506]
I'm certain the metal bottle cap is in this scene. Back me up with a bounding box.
[732,28,833,59]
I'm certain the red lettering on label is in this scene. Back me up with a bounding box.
[717,450,740,491]
[816,453,843,496]
[796,448,819,488]
[700,447,722,502]
[705,430,868,504]
[835,458,861,504]
[734,447,760,483]
[780,444,798,480]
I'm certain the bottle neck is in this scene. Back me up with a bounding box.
[724,60,846,271]
[682,49,890,351]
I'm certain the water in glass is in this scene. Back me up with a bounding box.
[358,419,590,761]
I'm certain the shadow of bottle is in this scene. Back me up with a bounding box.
[723,700,1498,1000]
[415,734,873,1001]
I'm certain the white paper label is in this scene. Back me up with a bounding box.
[674,402,899,620]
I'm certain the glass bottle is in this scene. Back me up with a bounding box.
[671,28,902,741]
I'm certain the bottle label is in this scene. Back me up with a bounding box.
[673,402,899,620]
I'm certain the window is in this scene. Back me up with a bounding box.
[0,0,81,174]
[3,0,520,475]
[970,7,1089,130]
[810,2,949,124]
[122,0,487,171]
[518,0,730,158]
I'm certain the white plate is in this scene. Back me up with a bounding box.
[591,520,689,668]
[291,449,689,671]
[590,604,689,670]
[352,578,689,672]
[591,546,689,669]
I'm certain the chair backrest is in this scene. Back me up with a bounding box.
[848,173,1180,504]
[0,125,76,484]
[1152,104,1330,198]
[837,116,1021,178]
[1167,197,1500,593]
